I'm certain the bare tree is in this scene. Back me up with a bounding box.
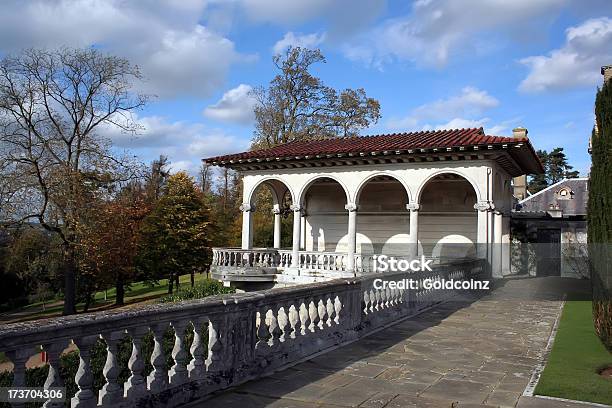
[251,47,380,148]
[0,48,147,314]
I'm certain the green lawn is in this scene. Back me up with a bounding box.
[0,273,208,323]
[535,301,612,405]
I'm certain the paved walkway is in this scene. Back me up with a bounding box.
[189,277,598,408]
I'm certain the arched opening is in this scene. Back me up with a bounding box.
[249,179,293,248]
[355,175,410,255]
[418,173,478,260]
[300,177,350,252]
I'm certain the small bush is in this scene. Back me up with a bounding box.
[159,279,234,303]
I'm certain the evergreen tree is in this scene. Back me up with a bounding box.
[528,148,579,193]
[138,172,212,293]
[528,150,550,193]
[590,77,612,352]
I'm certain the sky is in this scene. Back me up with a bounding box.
[1,0,611,177]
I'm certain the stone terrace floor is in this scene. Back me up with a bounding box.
[187,277,598,408]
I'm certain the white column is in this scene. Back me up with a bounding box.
[474,201,490,260]
[273,204,281,249]
[290,204,301,268]
[493,209,503,278]
[501,215,511,276]
[345,203,358,273]
[240,203,254,249]
[300,213,306,250]
[487,203,495,270]
[406,203,420,259]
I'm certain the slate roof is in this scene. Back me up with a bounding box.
[517,178,588,216]
[204,127,544,175]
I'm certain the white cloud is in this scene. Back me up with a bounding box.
[0,0,246,98]
[102,113,250,175]
[388,87,499,129]
[272,32,327,55]
[343,0,567,68]
[203,84,257,125]
[519,17,612,92]
[386,87,518,134]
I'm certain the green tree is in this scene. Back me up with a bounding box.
[252,47,381,148]
[138,172,212,293]
[0,48,147,314]
[528,148,579,193]
[590,78,612,352]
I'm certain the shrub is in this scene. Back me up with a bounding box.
[159,279,234,303]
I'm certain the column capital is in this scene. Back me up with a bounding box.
[406,203,420,211]
[272,204,282,215]
[289,204,302,212]
[473,201,493,212]
[344,203,358,212]
[239,203,255,212]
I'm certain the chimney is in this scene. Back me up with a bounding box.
[512,127,528,139]
[602,65,612,83]
[512,127,528,200]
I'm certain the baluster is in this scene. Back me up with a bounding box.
[287,303,299,340]
[124,327,148,399]
[255,309,270,350]
[268,308,281,346]
[169,320,189,385]
[71,335,99,408]
[42,342,65,408]
[188,319,207,380]
[375,288,382,311]
[380,286,388,309]
[334,295,342,324]
[98,331,124,405]
[206,315,226,373]
[6,348,31,408]
[317,299,327,330]
[278,305,291,343]
[147,323,168,392]
[363,290,370,315]
[299,300,310,335]
[326,296,335,327]
[308,300,319,333]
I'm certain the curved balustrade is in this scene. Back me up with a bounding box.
[0,258,486,408]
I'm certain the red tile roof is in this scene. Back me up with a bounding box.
[204,128,543,174]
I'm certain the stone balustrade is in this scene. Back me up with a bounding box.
[0,258,486,407]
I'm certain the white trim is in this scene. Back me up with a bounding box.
[519,178,588,204]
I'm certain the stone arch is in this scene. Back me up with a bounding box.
[354,172,412,204]
[298,174,351,206]
[247,177,296,206]
[415,169,481,204]
[416,171,479,258]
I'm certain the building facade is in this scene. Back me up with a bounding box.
[512,178,589,278]
[205,127,543,289]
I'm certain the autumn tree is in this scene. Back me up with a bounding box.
[78,188,150,308]
[138,172,212,293]
[0,48,147,314]
[251,47,381,148]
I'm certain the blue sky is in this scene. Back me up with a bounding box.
[1,0,611,176]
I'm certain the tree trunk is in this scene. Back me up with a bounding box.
[168,272,174,294]
[175,273,180,292]
[190,271,195,287]
[62,248,77,315]
[115,277,125,306]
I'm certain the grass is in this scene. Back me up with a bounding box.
[0,273,209,323]
[535,301,612,405]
